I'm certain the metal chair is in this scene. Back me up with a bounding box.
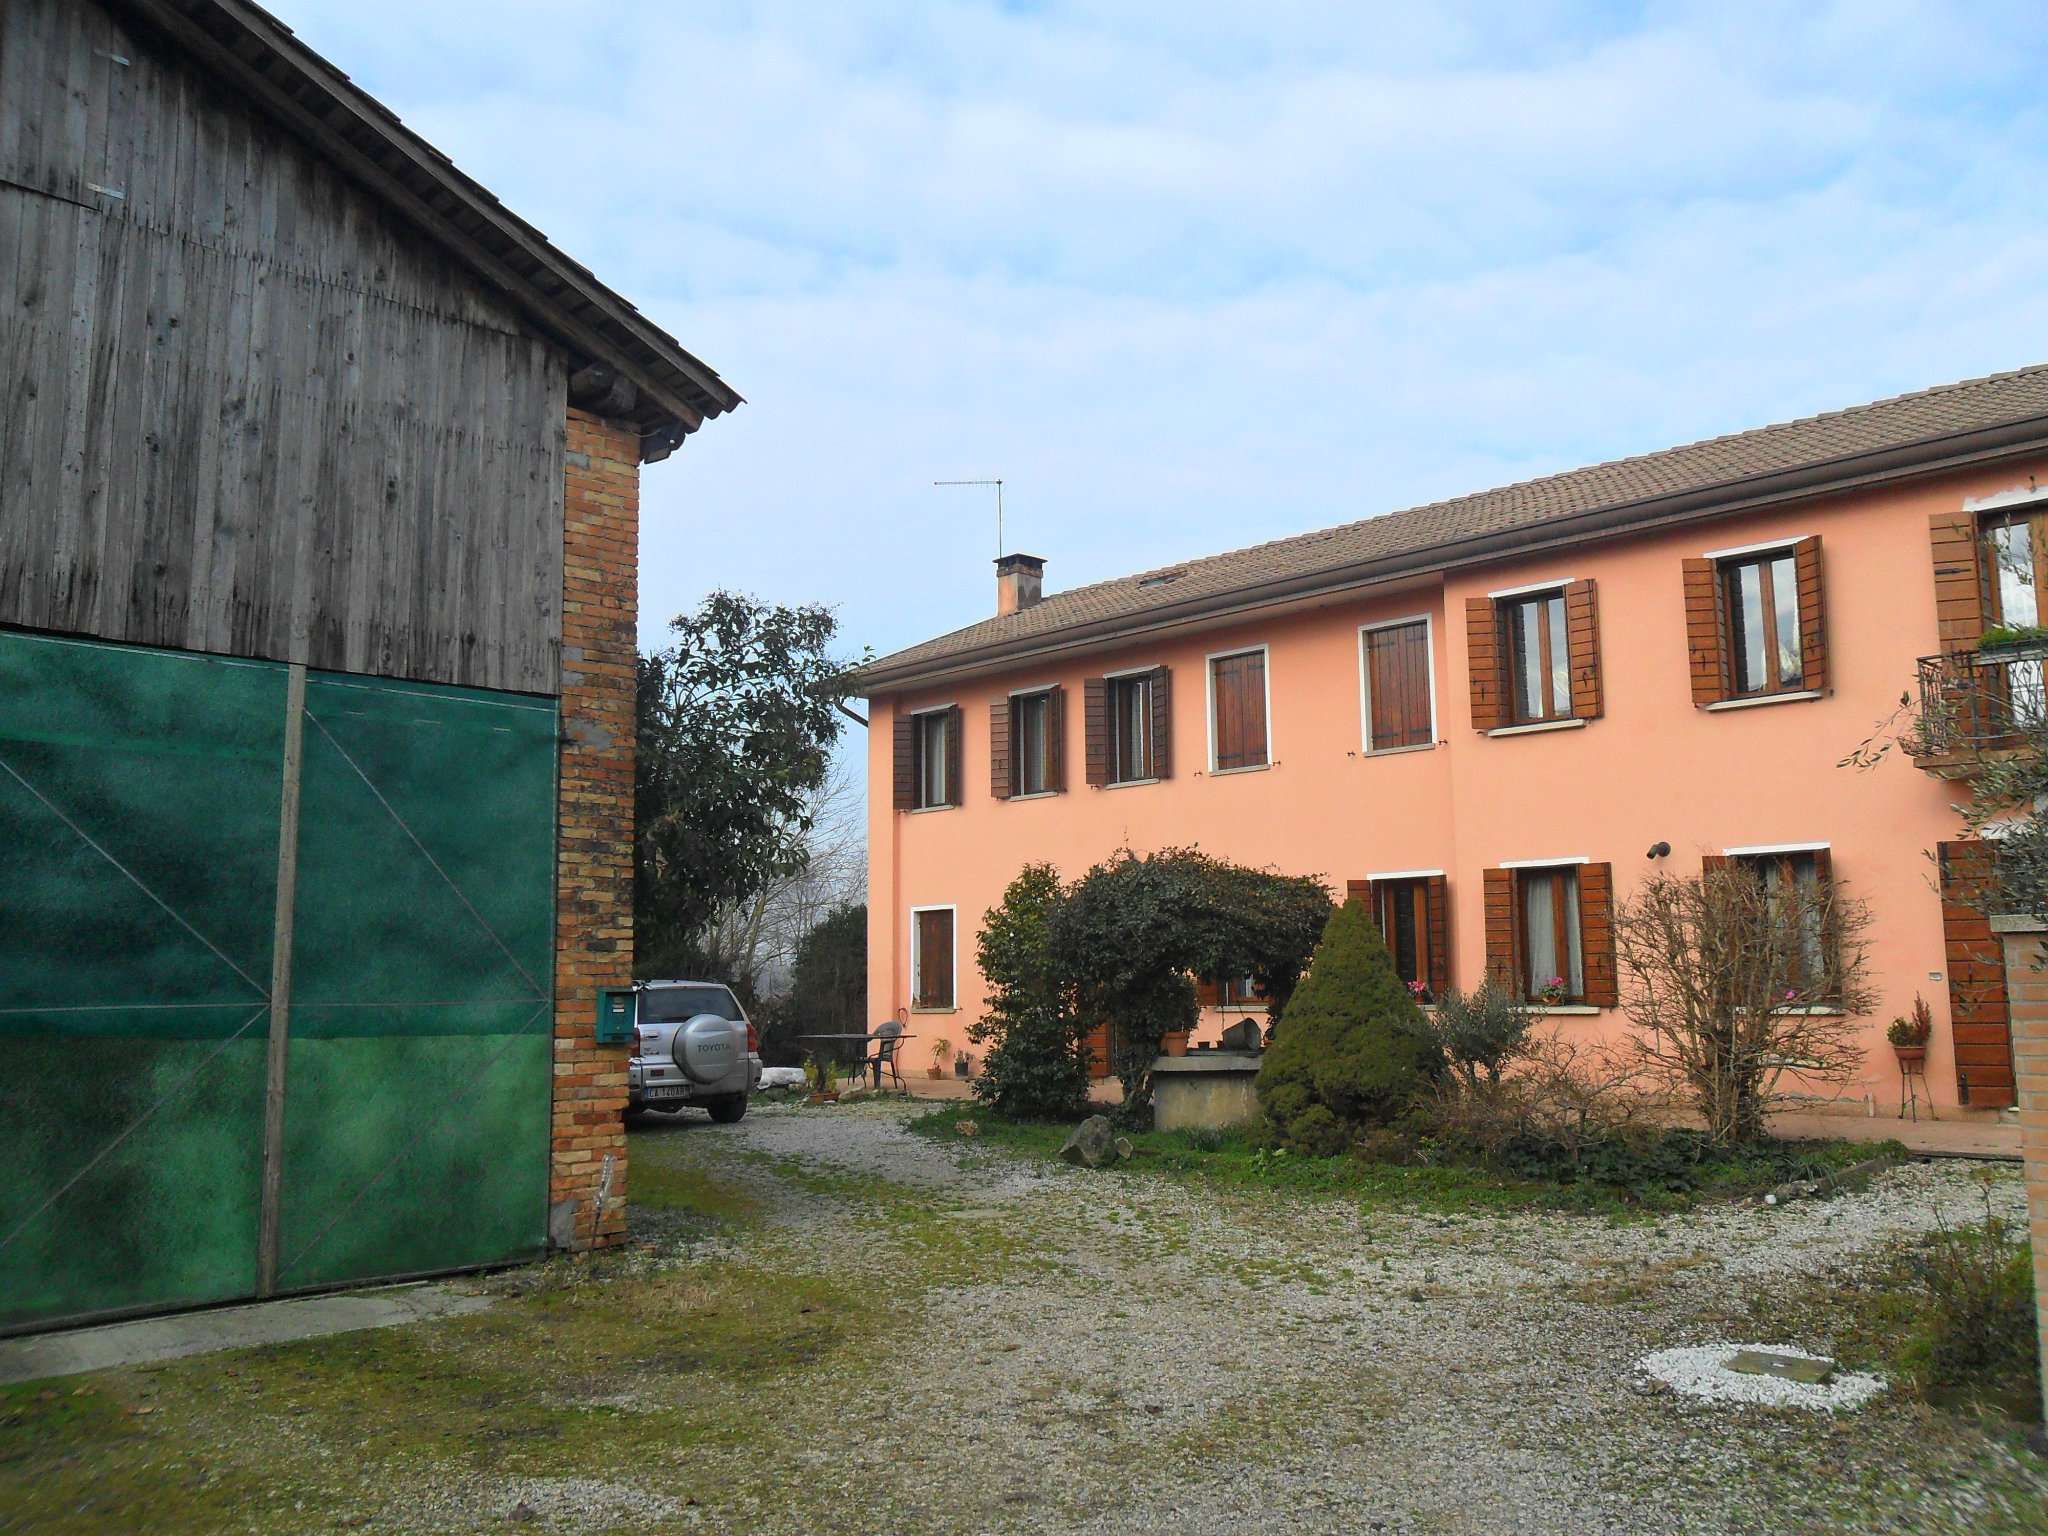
[854,1018,906,1092]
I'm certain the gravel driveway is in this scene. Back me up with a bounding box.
[609,1101,2046,1536]
[11,1100,2040,1535]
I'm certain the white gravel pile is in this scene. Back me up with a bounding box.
[1635,1343,1887,1412]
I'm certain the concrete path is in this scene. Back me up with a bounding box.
[0,1281,492,1385]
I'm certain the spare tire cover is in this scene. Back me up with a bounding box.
[674,1014,745,1085]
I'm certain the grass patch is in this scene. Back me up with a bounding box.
[910,1105,1906,1216]
[628,1159,762,1224]
[1761,1174,2040,1425]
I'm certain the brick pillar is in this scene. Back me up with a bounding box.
[1996,919,2048,1435]
[549,407,640,1250]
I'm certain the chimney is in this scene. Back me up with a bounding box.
[995,553,1045,617]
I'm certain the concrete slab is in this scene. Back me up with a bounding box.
[0,1283,493,1385]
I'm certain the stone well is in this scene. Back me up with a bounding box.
[1151,1052,1262,1133]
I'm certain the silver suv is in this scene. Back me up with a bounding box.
[627,981,762,1123]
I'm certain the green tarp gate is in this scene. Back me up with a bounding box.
[0,630,557,1332]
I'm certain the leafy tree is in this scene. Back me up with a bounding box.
[968,865,1092,1119]
[635,591,862,971]
[757,902,867,1067]
[1255,897,1441,1155]
[1051,847,1331,1122]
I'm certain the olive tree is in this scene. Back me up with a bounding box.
[1616,865,1874,1143]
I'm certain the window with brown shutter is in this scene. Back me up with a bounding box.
[989,697,1010,801]
[1095,669,1168,785]
[1501,591,1571,724]
[1208,648,1269,770]
[1466,596,1508,731]
[1563,579,1602,719]
[1688,539,1828,705]
[1930,511,1985,654]
[1003,687,1062,796]
[912,907,956,1010]
[1727,846,1834,998]
[1937,840,2015,1108]
[892,715,915,811]
[1365,874,1448,1002]
[1362,620,1434,751]
[1487,861,1614,1005]
[910,707,960,809]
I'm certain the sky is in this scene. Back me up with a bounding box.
[282,0,2048,679]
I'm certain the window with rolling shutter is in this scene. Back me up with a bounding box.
[1361,619,1434,751]
[1208,648,1269,770]
[911,907,956,1010]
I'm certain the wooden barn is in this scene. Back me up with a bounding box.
[0,0,739,1332]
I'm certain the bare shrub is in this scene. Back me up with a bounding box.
[1617,866,1874,1143]
[1424,977,1538,1091]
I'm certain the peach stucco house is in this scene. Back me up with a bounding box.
[857,365,2048,1116]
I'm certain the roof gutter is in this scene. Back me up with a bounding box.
[855,414,2048,694]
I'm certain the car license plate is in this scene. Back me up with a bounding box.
[642,1084,687,1100]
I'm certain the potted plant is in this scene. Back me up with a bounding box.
[953,1050,971,1079]
[1536,975,1569,1008]
[1976,622,2048,657]
[927,1036,950,1080]
[1888,995,1933,1067]
[1162,1029,1191,1057]
[804,1053,841,1104]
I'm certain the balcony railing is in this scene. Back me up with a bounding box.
[1907,646,2047,771]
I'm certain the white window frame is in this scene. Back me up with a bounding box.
[1205,643,1273,774]
[1357,614,1437,755]
[1486,577,1578,601]
[1720,840,1830,857]
[909,903,958,1012]
[1698,536,1811,562]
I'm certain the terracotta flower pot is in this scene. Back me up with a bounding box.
[1163,1031,1191,1057]
[806,1091,839,1105]
[1892,1045,1927,1068]
[926,1066,943,1080]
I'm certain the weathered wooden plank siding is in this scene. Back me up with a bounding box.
[0,0,568,694]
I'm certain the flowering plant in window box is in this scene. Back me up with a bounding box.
[1536,976,1570,1007]
[1405,979,1431,1005]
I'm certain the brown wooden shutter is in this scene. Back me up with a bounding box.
[989,698,1011,801]
[1564,579,1602,720]
[1937,840,2014,1108]
[1791,536,1828,692]
[1578,862,1617,1007]
[1424,873,1450,1000]
[943,705,963,807]
[1149,665,1172,779]
[1699,853,1730,875]
[1083,678,1109,787]
[892,715,915,811]
[1683,557,1730,706]
[1930,512,1985,655]
[1045,685,1067,793]
[1193,975,1220,1006]
[1344,878,1372,905]
[1466,596,1508,731]
[1482,867,1517,986]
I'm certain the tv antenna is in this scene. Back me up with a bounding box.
[933,478,1005,560]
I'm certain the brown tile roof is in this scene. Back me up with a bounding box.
[860,363,2048,688]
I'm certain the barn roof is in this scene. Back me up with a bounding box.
[858,362,2048,691]
[118,0,741,461]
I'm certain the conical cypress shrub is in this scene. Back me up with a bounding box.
[1255,896,1442,1154]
